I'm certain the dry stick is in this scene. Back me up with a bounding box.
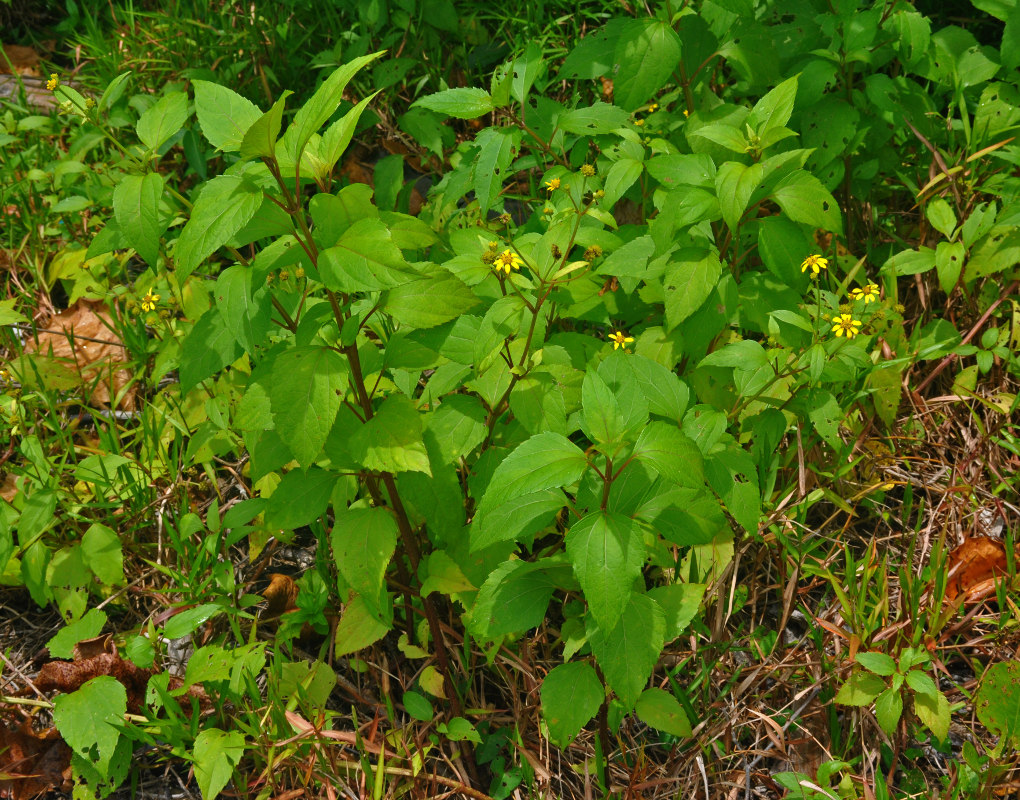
[914,279,1019,395]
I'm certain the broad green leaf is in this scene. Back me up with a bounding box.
[602,158,643,209]
[113,172,164,268]
[635,688,692,737]
[164,603,224,639]
[771,170,843,234]
[175,174,264,280]
[425,394,487,463]
[240,91,292,160]
[935,240,965,294]
[557,102,630,134]
[716,161,764,233]
[319,218,419,292]
[628,355,689,422]
[590,592,665,709]
[856,651,898,677]
[403,690,434,721]
[334,595,390,656]
[647,583,706,641]
[269,346,347,467]
[926,197,957,239]
[915,689,951,741]
[47,608,107,659]
[473,127,519,212]
[193,80,262,152]
[566,511,645,632]
[834,669,886,706]
[331,507,398,615]
[53,676,126,775]
[320,91,380,173]
[631,422,704,489]
[875,687,903,736]
[705,446,760,533]
[264,467,338,531]
[581,368,627,450]
[384,271,480,329]
[81,523,123,585]
[283,52,384,163]
[905,670,939,699]
[509,371,567,436]
[215,265,273,354]
[412,87,494,119]
[747,74,799,136]
[976,661,1020,745]
[136,91,189,152]
[473,432,588,522]
[98,71,131,112]
[349,394,431,475]
[179,308,242,392]
[440,718,482,743]
[541,662,604,747]
[471,559,563,637]
[612,19,682,111]
[664,251,722,330]
[471,490,566,551]
[193,728,245,800]
[690,123,748,153]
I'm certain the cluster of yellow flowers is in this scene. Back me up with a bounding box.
[800,254,881,339]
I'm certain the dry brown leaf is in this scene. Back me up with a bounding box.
[0,473,17,504]
[0,44,41,76]
[22,300,135,411]
[34,652,153,714]
[946,536,1010,602]
[0,719,72,800]
[263,573,299,617]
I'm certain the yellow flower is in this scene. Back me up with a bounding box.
[46,73,58,91]
[850,282,880,303]
[831,314,861,338]
[648,103,659,112]
[634,118,644,126]
[608,330,634,350]
[580,163,595,177]
[140,291,160,312]
[683,109,690,118]
[544,177,561,192]
[801,254,829,276]
[494,249,523,274]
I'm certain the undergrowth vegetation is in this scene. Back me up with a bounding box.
[1,0,1020,797]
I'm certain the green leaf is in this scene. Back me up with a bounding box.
[193,728,245,800]
[412,87,494,119]
[81,523,123,585]
[164,603,224,639]
[334,594,390,656]
[647,583,706,641]
[690,123,748,154]
[113,172,164,268]
[282,52,384,163]
[581,369,628,450]
[473,433,588,524]
[557,102,630,134]
[631,422,704,489]
[214,265,273,354]
[664,251,722,330]
[834,669,886,706]
[384,271,480,329]
[471,559,563,637]
[269,346,347,467]
[136,91,189,152]
[53,676,126,776]
[715,161,764,233]
[771,170,843,234]
[925,197,957,239]
[875,687,903,736]
[602,158,643,210]
[471,490,566,551]
[856,651,898,677]
[612,19,682,111]
[541,662,604,747]
[747,74,799,136]
[402,690,434,721]
[319,218,419,292]
[425,394,487,463]
[635,688,692,737]
[473,127,519,212]
[193,80,262,152]
[566,511,645,632]
[320,91,380,173]
[976,661,1020,746]
[47,608,107,659]
[264,467,338,531]
[905,669,939,699]
[439,717,482,743]
[590,592,665,709]
[240,91,292,160]
[935,240,965,294]
[179,308,242,392]
[174,174,264,280]
[914,689,951,741]
[331,507,398,615]
[349,394,431,475]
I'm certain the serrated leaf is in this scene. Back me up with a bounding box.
[412,87,494,119]
[136,91,188,152]
[541,662,604,747]
[334,595,390,656]
[175,174,263,280]
[612,19,681,111]
[193,80,262,152]
[193,728,245,800]
[349,394,431,475]
[47,608,107,659]
[566,511,645,632]
[875,687,903,736]
[473,127,519,212]
[240,91,292,160]
[320,91,379,173]
[319,218,419,292]
[264,467,337,531]
[976,661,1020,745]
[635,687,692,737]
[834,669,886,706]
[771,170,843,234]
[113,172,164,268]
[856,651,898,677]
[664,251,722,330]
[383,271,480,329]
[214,265,273,354]
[331,507,398,616]
[590,592,665,709]
[914,688,951,741]
[269,347,347,467]
[179,308,242,392]
[53,676,126,775]
[81,523,123,585]
[471,559,561,637]
[631,422,704,489]
[747,74,799,136]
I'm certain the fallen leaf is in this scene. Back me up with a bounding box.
[946,536,1010,602]
[0,44,41,76]
[20,299,135,411]
[263,573,299,617]
[0,719,72,800]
